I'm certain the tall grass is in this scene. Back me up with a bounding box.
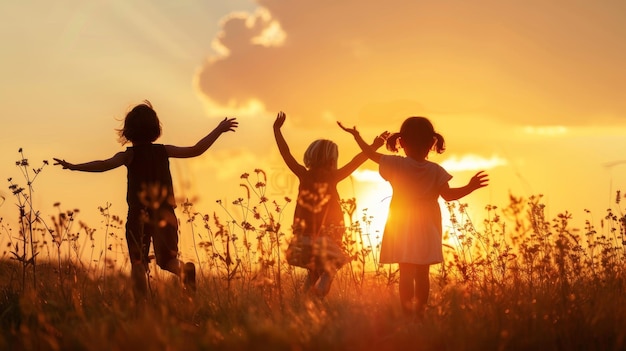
[1,149,626,350]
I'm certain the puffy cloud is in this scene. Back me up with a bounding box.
[189,0,626,219]
[195,0,626,127]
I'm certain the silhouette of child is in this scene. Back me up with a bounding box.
[339,117,488,318]
[54,100,238,299]
[273,111,386,297]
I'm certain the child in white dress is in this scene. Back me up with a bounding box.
[339,117,488,318]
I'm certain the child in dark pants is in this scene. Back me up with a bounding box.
[54,100,238,299]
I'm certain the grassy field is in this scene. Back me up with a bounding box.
[2,154,626,350]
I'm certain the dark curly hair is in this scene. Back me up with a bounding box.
[117,100,161,145]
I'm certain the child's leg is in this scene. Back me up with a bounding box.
[182,261,197,292]
[152,209,181,276]
[163,258,182,275]
[304,269,320,293]
[152,214,196,292]
[398,263,417,315]
[414,264,430,317]
[126,218,150,300]
[314,269,336,298]
[131,260,148,299]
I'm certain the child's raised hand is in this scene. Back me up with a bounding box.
[53,158,72,170]
[372,131,389,149]
[469,171,489,190]
[337,121,359,136]
[217,117,238,133]
[274,111,286,130]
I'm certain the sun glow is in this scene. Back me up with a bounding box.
[196,95,267,118]
[440,154,508,172]
[350,168,489,259]
[351,170,392,251]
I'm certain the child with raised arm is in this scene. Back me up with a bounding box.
[274,111,386,297]
[54,101,238,299]
[339,117,488,318]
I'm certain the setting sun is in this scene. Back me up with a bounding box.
[351,179,392,254]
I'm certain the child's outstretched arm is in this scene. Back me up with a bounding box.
[273,111,306,176]
[53,152,127,172]
[440,171,489,201]
[337,122,384,163]
[166,117,238,158]
[336,131,389,180]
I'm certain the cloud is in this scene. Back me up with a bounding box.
[440,154,508,172]
[351,153,506,182]
[521,126,569,137]
[194,0,626,127]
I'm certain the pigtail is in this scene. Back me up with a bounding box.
[433,132,445,153]
[385,133,402,153]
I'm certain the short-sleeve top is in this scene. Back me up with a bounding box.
[378,155,452,264]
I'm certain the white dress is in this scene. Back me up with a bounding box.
[378,155,452,265]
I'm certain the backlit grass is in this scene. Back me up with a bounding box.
[2,150,626,350]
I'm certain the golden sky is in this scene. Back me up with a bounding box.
[1,0,626,261]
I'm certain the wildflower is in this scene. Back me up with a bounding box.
[241,221,255,231]
[240,184,250,199]
[240,173,249,179]
[255,168,267,182]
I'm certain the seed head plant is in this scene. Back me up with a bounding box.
[4,151,626,350]
[6,148,49,291]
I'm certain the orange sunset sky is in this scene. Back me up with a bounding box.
[1,1,626,261]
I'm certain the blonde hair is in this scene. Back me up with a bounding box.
[303,139,338,170]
